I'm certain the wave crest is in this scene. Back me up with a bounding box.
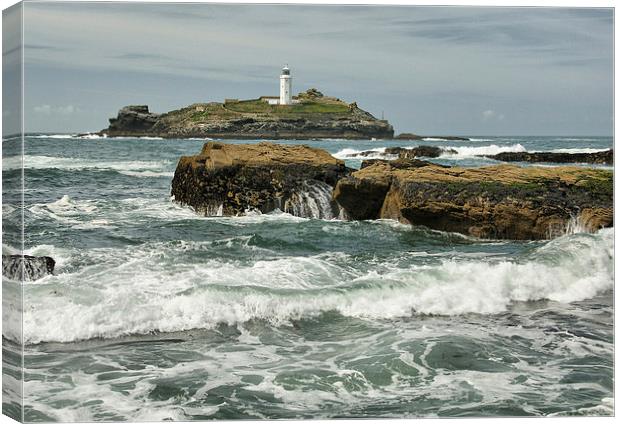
[14,228,613,345]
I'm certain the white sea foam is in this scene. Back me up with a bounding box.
[332,147,390,160]
[17,228,613,345]
[118,170,175,178]
[30,133,107,140]
[547,147,610,154]
[422,137,463,141]
[439,143,527,158]
[28,134,76,139]
[77,133,107,139]
[3,155,171,171]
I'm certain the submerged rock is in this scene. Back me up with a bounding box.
[2,255,55,281]
[171,142,351,217]
[334,161,613,240]
[486,149,613,165]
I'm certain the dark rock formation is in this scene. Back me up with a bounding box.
[486,149,613,165]
[2,255,55,281]
[395,133,469,141]
[360,158,448,170]
[171,142,351,218]
[106,105,160,136]
[349,145,456,160]
[386,145,457,159]
[102,90,394,140]
[333,161,613,240]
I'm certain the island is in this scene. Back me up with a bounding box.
[100,89,395,140]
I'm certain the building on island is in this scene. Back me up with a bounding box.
[260,65,300,105]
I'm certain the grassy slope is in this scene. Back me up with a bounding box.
[182,98,352,123]
[225,99,351,114]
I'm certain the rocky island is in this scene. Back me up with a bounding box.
[172,142,613,240]
[100,89,394,140]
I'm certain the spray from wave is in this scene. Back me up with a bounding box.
[332,147,393,160]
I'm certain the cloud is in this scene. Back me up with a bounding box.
[25,44,65,51]
[112,53,167,60]
[34,105,77,115]
[482,110,505,122]
[482,110,495,120]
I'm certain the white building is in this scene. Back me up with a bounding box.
[261,65,299,105]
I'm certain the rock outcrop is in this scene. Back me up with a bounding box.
[333,161,613,240]
[171,142,612,240]
[102,90,394,140]
[486,149,613,165]
[2,255,55,281]
[385,146,456,159]
[345,146,456,160]
[106,105,160,136]
[171,142,351,218]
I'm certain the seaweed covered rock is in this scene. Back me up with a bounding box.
[171,142,351,218]
[349,145,456,160]
[333,162,613,240]
[386,145,456,159]
[486,149,613,165]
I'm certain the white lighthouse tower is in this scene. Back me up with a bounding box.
[279,65,292,105]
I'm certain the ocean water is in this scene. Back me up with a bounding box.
[1,135,614,421]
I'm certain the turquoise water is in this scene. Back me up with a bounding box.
[2,135,614,420]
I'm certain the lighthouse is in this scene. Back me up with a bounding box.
[279,65,292,105]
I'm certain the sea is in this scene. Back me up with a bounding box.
[1,134,614,421]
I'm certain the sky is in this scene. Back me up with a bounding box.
[2,1,614,136]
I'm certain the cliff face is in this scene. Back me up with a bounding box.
[102,90,394,139]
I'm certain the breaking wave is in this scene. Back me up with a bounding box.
[14,228,613,345]
[332,147,393,160]
[3,154,171,172]
[439,143,527,158]
[546,147,611,154]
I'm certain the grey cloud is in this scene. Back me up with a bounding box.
[25,43,65,50]
[112,53,168,60]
